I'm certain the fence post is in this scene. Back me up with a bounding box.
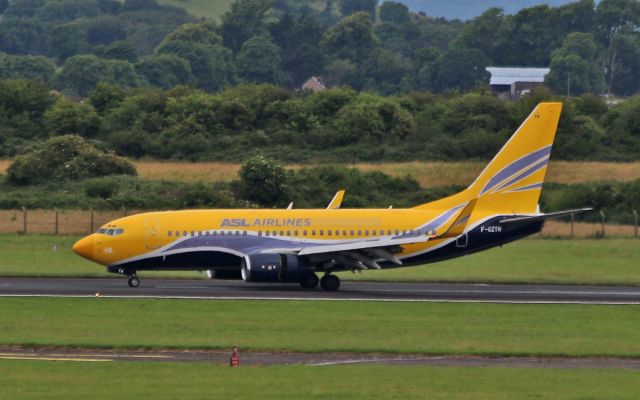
[122,207,127,217]
[54,209,59,236]
[89,208,94,234]
[634,210,638,238]
[570,213,575,238]
[599,210,606,238]
[22,207,27,234]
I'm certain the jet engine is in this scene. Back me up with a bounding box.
[241,254,313,283]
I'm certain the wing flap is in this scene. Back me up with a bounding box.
[297,235,428,256]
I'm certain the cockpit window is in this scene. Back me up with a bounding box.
[97,228,125,236]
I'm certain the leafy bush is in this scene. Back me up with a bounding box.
[7,135,136,185]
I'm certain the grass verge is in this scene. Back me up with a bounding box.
[1,234,638,285]
[2,360,640,400]
[1,298,640,357]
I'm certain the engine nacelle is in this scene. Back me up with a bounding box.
[241,254,313,283]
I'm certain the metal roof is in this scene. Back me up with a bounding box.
[486,67,550,86]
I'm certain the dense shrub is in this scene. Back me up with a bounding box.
[7,134,136,185]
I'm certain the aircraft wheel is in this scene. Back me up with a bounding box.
[300,274,319,289]
[320,274,340,291]
[128,276,140,288]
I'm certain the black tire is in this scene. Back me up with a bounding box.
[128,276,140,288]
[320,274,340,291]
[300,273,319,289]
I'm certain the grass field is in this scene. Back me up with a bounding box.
[157,0,234,18]
[129,160,640,188]
[1,297,640,356]
[2,160,639,187]
[2,360,640,400]
[1,234,638,285]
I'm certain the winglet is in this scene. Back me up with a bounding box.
[327,190,346,209]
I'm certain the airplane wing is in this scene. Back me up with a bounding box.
[327,190,345,209]
[264,235,428,270]
[500,208,593,224]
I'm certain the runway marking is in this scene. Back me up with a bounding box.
[1,294,640,305]
[309,357,437,366]
[0,355,112,362]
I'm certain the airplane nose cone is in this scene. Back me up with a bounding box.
[73,235,95,260]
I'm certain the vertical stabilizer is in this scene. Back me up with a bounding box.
[415,102,562,216]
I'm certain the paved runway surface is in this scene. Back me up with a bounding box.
[1,346,640,369]
[2,278,640,304]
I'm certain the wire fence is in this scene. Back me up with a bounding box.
[0,209,638,238]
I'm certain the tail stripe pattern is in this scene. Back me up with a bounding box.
[480,145,552,195]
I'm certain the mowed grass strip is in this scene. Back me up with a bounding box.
[1,298,640,357]
[341,238,640,285]
[0,234,200,279]
[1,234,638,285]
[2,361,640,400]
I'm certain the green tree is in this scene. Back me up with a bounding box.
[237,155,289,207]
[122,0,159,12]
[0,54,55,82]
[546,33,601,95]
[0,18,48,55]
[85,15,126,46]
[596,0,640,44]
[333,93,415,146]
[162,21,222,47]
[36,0,99,22]
[455,8,505,63]
[157,41,234,92]
[431,48,489,93]
[136,54,193,89]
[54,55,140,96]
[87,82,128,115]
[4,0,44,18]
[48,23,89,61]
[604,32,640,96]
[7,135,136,185]
[221,0,272,54]
[236,36,285,84]
[339,0,376,17]
[45,97,102,137]
[321,11,378,64]
[94,40,139,62]
[379,1,411,25]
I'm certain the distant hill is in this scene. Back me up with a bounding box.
[398,0,580,20]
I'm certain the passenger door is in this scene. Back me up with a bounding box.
[145,218,161,249]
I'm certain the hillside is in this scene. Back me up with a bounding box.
[400,0,579,20]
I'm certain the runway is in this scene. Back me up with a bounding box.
[2,278,640,304]
[1,346,640,369]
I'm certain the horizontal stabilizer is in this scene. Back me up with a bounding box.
[500,208,593,224]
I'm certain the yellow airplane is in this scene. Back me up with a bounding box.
[73,102,590,291]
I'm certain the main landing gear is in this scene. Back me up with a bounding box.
[299,273,319,289]
[128,274,140,288]
[299,273,341,291]
[320,274,340,291]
